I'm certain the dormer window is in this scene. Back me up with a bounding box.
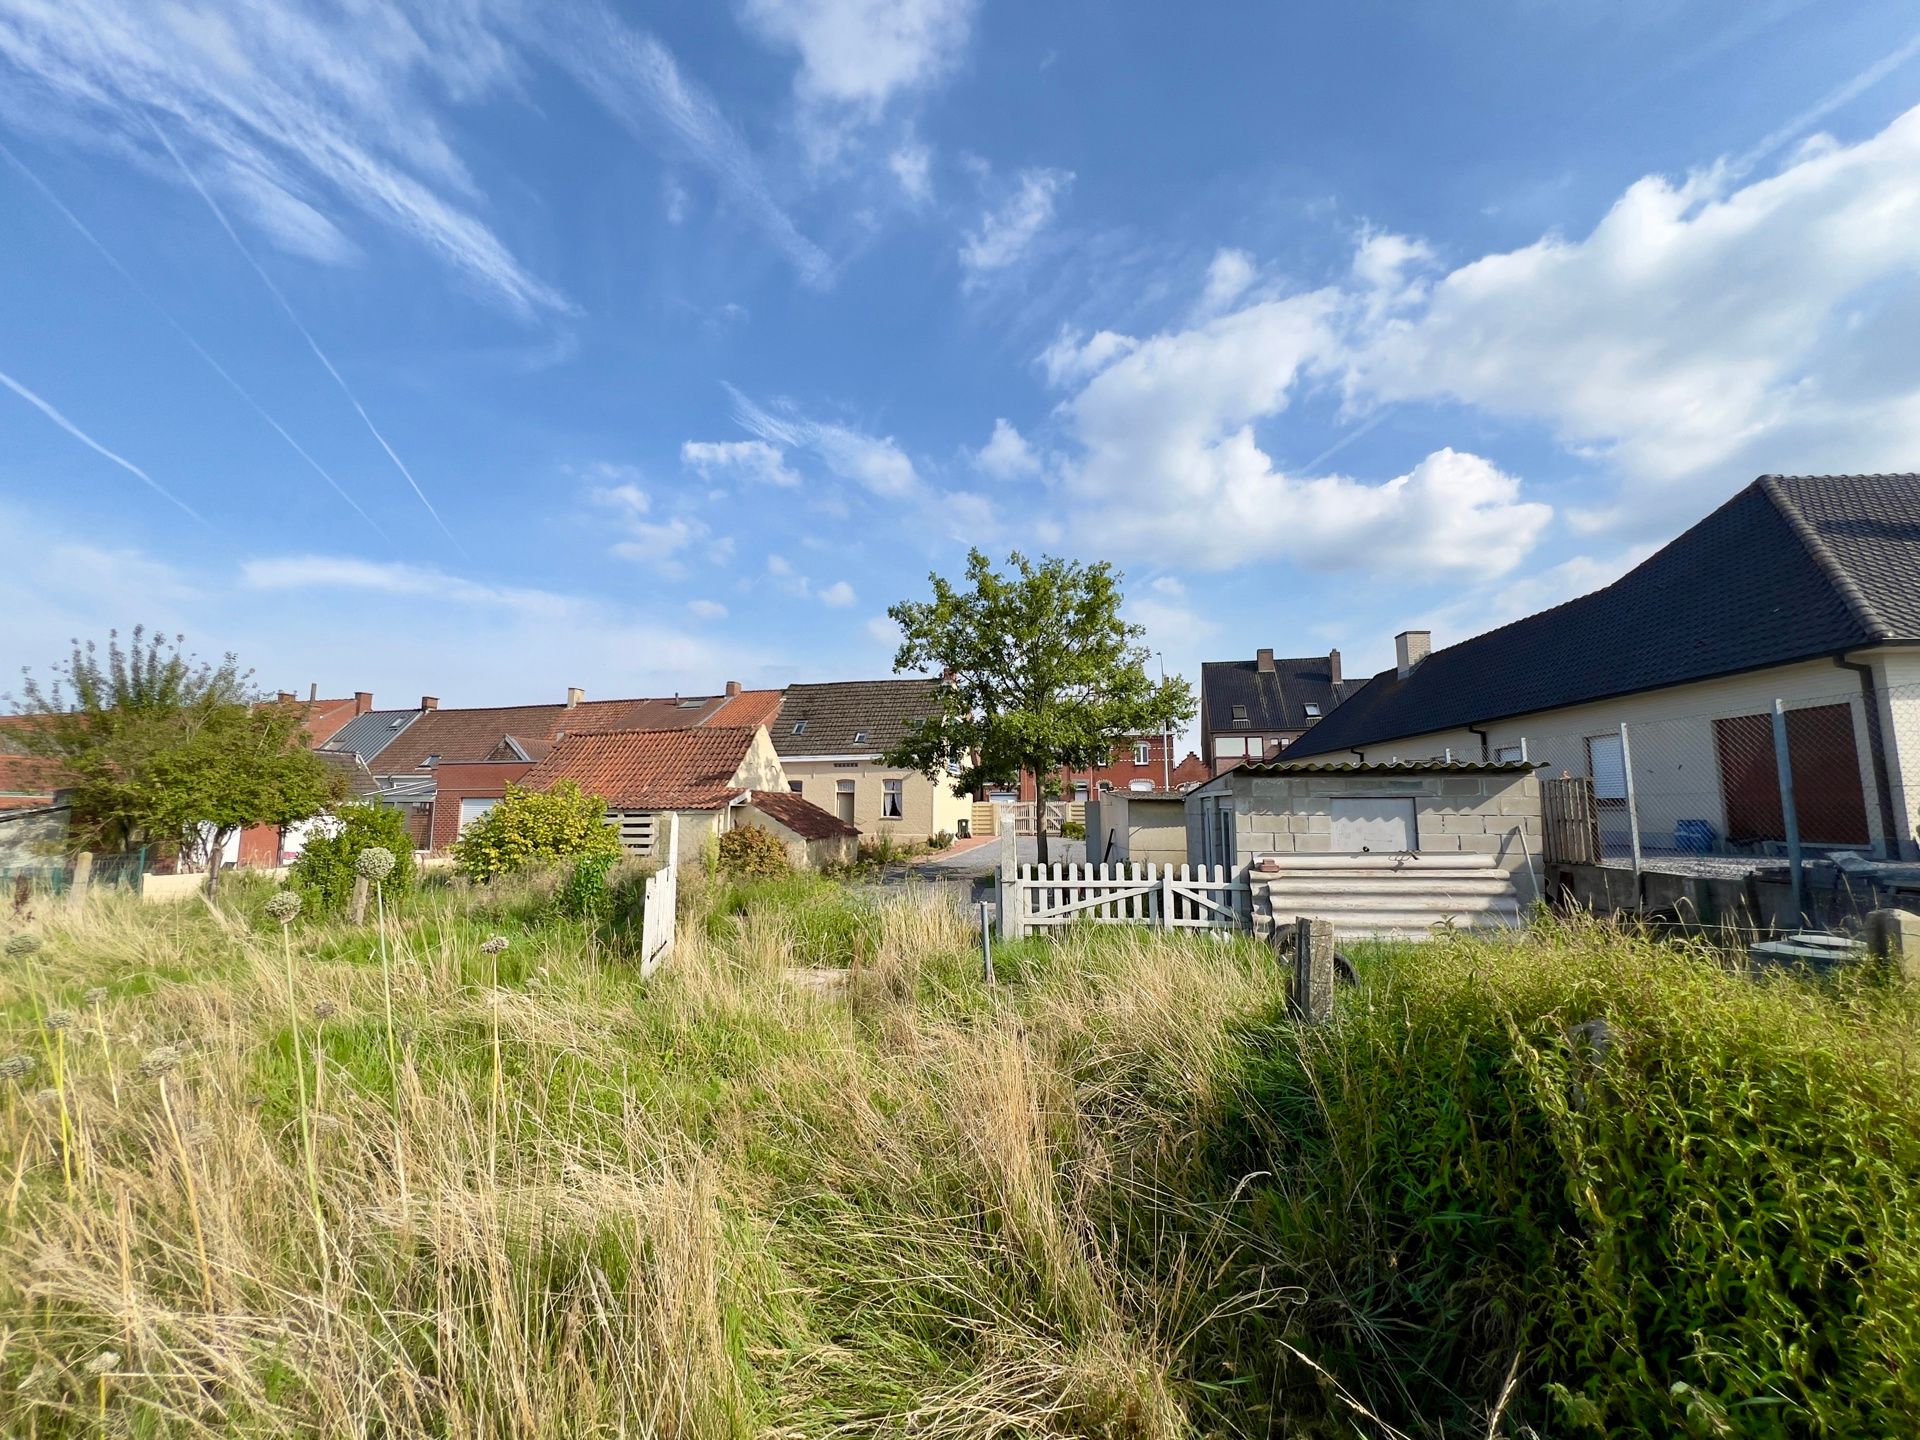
[424,754,441,767]
[790,720,808,736]
[853,730,870,745]
[1230,705,1249,726]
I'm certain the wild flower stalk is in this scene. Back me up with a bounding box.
[84,987,118,1109]
[37,1002,78,1197]
[148,1054,214,1308]
[482,935,509,1181]
[268,890,328,1278]
[357,847,408,1210]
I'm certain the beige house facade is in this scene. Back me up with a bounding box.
[772,680,973,844]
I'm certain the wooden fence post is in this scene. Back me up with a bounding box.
[349,874,369,926]
[1289,915,1335,1023]
[66,851,93,912]
[995,806,1021,940]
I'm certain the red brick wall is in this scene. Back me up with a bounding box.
[1017,735,1202,800]
[427,760,533,851]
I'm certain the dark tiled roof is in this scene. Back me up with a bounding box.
[371,696,731,776]
[1289,474,1920,760]
[771,679,943,756]
[315,749,379,798]
[745,789,859,840]
[319,709,420,764]
[1201,655,1364,734]
[523,727,759,810]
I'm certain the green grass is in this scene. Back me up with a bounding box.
[1,878,1917,1437]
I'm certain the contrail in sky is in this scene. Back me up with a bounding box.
[141,112,463,553]
[0,367,204,522]
[1734,29,1920,176]
[0,134,389,541]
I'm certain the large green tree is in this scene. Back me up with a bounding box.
[10,628,340,889]
[885,550,1195,863]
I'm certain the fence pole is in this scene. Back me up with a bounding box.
[978,901,995,987]
[995,804,1020,940]
[1618,722,1643,885]
[66,851,92,912]
[1773,699,1806,926]
[1288,915,1335,1023]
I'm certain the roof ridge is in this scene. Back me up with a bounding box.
[552,724,757,741]
[1759,474,1892,641]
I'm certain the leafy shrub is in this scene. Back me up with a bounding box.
[927,830,954,851]
[1060,819,1086,840]
[1209,923,1920,1437]
[717,824,790,878]
[289,802,416,912]
[553,849,618,920]
[451,781,621,882]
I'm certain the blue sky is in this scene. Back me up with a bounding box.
[4,1,1920,737]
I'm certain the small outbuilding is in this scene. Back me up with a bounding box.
[1185,759,1544,941]
[1086,790,1190,866]
[733,788,860,869]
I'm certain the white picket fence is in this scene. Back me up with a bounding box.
[638,813,679,977]
[998,862,1249,938]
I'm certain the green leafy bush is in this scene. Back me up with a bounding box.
[451,781,620,882]
[1060,819,1086,840]
[927,830,954,850]
[1210,923,1920,1436]
[553,849,618,920]
[717,824,790,878]
[288,802,416,912]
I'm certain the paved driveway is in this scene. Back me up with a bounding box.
[890,834,1086,882]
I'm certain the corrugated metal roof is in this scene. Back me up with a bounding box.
[1239,759,1537,774]
[321,709,420,763]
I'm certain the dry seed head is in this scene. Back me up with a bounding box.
[480,935,510,955]
[313,1000,339,1021]
[0,1054,35,1082]
[44,1010,75,1032]
[265,890,303,924]
[354,846,396,881]
[5,933,41,956]
[137,1045,181,1079]
[83,987,107,1007]
[84,1349,121,1376]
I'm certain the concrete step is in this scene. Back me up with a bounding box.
[1258,875,1516,898]
[1253,852,1504,870]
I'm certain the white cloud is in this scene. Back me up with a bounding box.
[1038,326,1138,387]
[687,597,729,619]
[970,418,1040,480]
[1148,575,1185,597]
[584,482,712,574]
[818,579,856,606]
[865,613,901,646]
[680,439,802,487]
[1196,247,1256,316]
[960,167,1072,276]
[1340,104,1920,514]
[889,140,934,202]
[767,553,795,576]
[729,388,920,496]
[663,174,690,224]
[222,162,358,265]
[1126,595,1218,644]
[738,0,975,111]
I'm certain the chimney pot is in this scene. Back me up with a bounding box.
[1328,649,1342,686]
[308,683,318,702]
[724,680,741,697]
[354,691,374,715]
[421,695,439,711]
[1256,648,1275,673]
[1394,630,1431,680]
[566,687,584,708]
[277,690,295,704]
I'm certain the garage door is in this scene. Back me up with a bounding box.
[1330,797,1416,853]
[1713,704,1869,846]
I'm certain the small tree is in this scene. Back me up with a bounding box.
[11,628,339,887]
[289,802,418,913]
[451,781,622,882]
[885,550,1195,864]
[717,824,790,878]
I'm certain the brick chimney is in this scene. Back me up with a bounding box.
[1395,630,1431,680]
[276,690,295,703]
[724,680,742,697]
[308,683,318,702]
[565,687,584,708]
[1328,649,1342,686]
[354,691,374,715]
[420,695,439,711]
[1256,647,1275,673]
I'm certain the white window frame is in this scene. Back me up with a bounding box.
[457,796,498,833]
[881,777,904,819]
[1493,743,1525,764]
[1133,741,1152,766]
[1586,733,1627,803]
[1214,737,1247,759]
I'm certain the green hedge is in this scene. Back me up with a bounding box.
[287,802,416,912]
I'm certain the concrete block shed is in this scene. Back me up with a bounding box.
[1086,790,1190,866]
[1185,759,1544,940]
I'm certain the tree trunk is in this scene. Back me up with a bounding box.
[1033,771,1049,868]
[204,827,233,897]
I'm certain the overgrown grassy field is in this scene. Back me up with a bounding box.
[3,870,1918,1437]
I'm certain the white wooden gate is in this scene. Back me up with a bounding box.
[999,862,1249,938]
[638,813,679,977]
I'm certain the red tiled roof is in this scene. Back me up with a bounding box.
[745,789,858,840]
[298,697,363,746]
[372,695,736,775]
[523,726,760,810]
[709,688,785,730]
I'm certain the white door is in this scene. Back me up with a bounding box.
[1330,798,1416,853]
